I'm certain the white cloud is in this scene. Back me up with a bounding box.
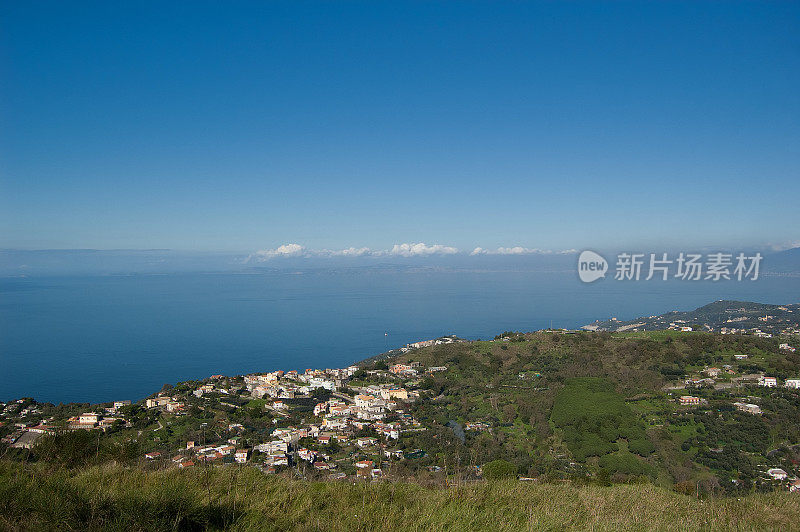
[470,246,544,255]
[247,244,375,261]
[272,243,305,256]
[388,242,459,257]
[769,240,800,252]
[320,247,372,257]
[246,243,306,262]
[498,246,541,255]
[337,246,372,256]
[247,242,575,261]
[471,246,578,256]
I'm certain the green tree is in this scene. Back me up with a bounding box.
[482,459,517,480]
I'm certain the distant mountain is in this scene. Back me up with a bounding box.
[0,248,579,276]
[583,300,800,334]
[764,246,800,274]
[2,246,797,277]
[0,249,246,276]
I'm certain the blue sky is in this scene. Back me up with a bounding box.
[1,1,798,254]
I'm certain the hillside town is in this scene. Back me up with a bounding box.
[583,301,800,336]
[1,338,462,482]
[2,332,800,493]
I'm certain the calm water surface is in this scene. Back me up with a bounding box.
[2,271,798,403]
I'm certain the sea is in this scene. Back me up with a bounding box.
[2,270,799,404]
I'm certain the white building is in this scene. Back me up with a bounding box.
[78,413,100,425]
[733,402,762,415]
[785,379,800,389]
[767,468,788,480]
[297,448,317,462]
[269,454,288,466]
[145,396,171,408]
[308,377,336,391]
[379,388,409,401]
[166,401,184,412]
[255,440,288,455]
[354,394,377,408]
[759,376,778,387]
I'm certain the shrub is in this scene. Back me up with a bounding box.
[551,378,649,463]
[482,459,518,480]
[33,430,98,468]
[598,453,653,477]
[628,438,655,456]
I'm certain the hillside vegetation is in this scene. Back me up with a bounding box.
[3,329,800,530]
[1,461,799,531]
[396,330,800,492]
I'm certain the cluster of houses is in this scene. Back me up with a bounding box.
[676,360,800,417]
[0,346,442,479]
[684,320,800,337]
[1,399,136,449]
[680,362,800,391]
[153,361,436,478]
[207,390,418,476]
[1,400,49,449]
[145,396,185,412]
[241,367,360,399]
[398,335,461,353]
[765,467,800,492]
[759,376,800,388]
[67,411,123,430]
[389,362,421,377]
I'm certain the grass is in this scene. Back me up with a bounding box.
[1,461,799,531]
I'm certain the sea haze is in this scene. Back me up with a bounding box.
[2,266,799,404]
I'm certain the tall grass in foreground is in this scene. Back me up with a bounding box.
[0,461,798,531]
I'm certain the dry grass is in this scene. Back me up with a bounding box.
[1,461,798,531]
